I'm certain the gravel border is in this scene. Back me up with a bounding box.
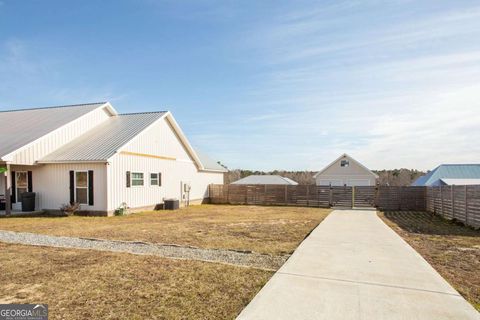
[0,230,288,271]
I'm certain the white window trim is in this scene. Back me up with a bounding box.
[74,170,89,205]
[150,173,159,186]
[15,171,28,203]
[131,172,145,187]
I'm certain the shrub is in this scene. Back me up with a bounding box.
[60,203,81,216]
[114,202,129,216]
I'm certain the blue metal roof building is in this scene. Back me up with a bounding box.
[411,164,480,186]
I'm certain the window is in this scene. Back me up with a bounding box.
[16,172,28,202]
[75,171,88,204]
[341,160,349,167]
[150,173,159,186]
[131,172,144,186]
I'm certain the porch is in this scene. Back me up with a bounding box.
[1,162,38,216]
[0,209,45,217]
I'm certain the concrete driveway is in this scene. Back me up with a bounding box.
[237,209,480,320]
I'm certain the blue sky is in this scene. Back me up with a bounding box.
[1,1,479,171]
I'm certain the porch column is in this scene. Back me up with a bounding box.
[4,163,11,216]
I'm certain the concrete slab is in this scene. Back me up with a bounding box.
[0,210,44,216]
[237,210,480,320]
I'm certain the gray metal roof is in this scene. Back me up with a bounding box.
[0,102,106,159]
[195,150,228,172]
[412,164,480,186]
[231,175,299,185]
[40,112,166,162]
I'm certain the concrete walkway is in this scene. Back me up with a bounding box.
[238,210,480,320]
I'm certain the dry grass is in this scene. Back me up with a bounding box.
[379,211,480,311]
[0,205,330,255]
[0,243,272,320]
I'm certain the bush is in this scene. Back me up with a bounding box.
[114,202,129,216]
[60,203,81,216]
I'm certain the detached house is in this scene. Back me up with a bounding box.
[314,154,378,186]
[0,102,226,215]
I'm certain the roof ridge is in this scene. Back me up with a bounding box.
[118,111,168,116]
[0,102,107,113]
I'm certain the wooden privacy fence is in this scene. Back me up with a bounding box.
[208,185,426,211]
[209,184,480,228]
[426,185,480,228]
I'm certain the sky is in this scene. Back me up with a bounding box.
[1,0,479,171]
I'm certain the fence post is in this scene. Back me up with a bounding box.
[306,185,310,207]
[329,186,333,207]
[285,185,288,205]
[316,186,319,207]
[352,186,355,208]
[440,185,444,217]
[245,186,248,204]
[465,185,468,225]
[227,185,230,204]
[264,184,267,205]
[424,187,428,211]
[451,186,454,219]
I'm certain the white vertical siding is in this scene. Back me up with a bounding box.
[120,116,195,161]
[107,117,223,211]
[315,156,377,186]
[10,163,108,212]
[10,107,112,165]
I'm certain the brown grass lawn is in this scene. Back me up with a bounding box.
[379,211,480,311]
[0,205,330,255]
[0,243,272,320]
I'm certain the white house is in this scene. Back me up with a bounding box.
[313,154,378,186]
[0,102,226,215]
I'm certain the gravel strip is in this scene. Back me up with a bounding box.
[0,230,288,270]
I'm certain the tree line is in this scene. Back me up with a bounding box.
[224,168,425,186]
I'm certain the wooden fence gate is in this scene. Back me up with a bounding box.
[209,184,381,209]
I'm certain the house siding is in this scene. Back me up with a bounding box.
[9,163,108,212]
[8,106,112,165]
[315,156,377,186]
[107,117,223,211]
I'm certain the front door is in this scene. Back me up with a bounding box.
[13,171,28,210]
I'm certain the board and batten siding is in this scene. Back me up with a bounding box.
[316,156,376,186]
[8,106,113,165]
[10,163,108,212]
[107,116,223,211]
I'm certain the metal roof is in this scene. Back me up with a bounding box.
[411,164,480,186]
[40,112,166,162]
[439,178,480,186]
[0,102,106,159]
[231,175,299,185]
[195,150,228,172]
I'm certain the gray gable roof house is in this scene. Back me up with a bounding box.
[411,164,480,186]
[0,102,226,216]
[231,175,299,185]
